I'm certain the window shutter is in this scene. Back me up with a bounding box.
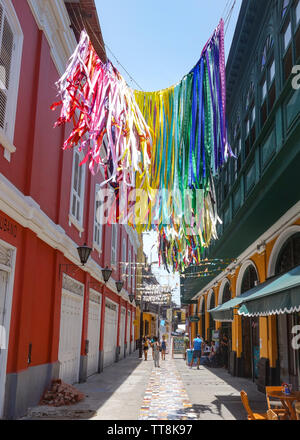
[0,5,14,132]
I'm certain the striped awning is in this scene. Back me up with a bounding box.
[209,266,300,321]
[238,265,300,317]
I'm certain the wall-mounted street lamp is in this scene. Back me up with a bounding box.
[116,280,124,293]
[59,243,92,277]
[129,294,135,303]
[102,266,112,283]
[77,243,92,266]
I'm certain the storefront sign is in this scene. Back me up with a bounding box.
[189,315,200,322]
[212,330,219,340]
[172,336,185,355]
[0,215,17,238]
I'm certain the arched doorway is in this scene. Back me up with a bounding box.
[240,263,259,379]
[208,292,215,343]
[220,281,232,370]
[275,233,300,388]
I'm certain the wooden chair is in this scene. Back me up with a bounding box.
[265,386,289,420]
[267,409,279,420]
[295,402,300,421]
[240,390,268,420]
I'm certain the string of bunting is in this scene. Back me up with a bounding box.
[52,19,232,272]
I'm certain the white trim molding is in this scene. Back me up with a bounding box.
[267,224,300,277]
[206,289,214,311]
[199,296,204,313]
[235,260,259,297]
[27,0,77,76]
[124,224,140,254]
[218,278,231,305]
[0,0,23,162]
[192,201,300,300]
[0,238,16,418]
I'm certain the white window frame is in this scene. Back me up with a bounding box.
[128,248,131,289]
[0,0,23,162]
[69,148,86,235]
[132,255,135,295]
[93,184,103,254]
[111,224,118,266]
[122,237,126,278]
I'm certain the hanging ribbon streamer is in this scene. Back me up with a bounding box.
[51,30,152,194]
[134,19,232,271]
[52,20,231,273]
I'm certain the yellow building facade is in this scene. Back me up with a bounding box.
[191,209,300,391]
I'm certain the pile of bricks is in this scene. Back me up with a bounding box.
[39,379,85,407]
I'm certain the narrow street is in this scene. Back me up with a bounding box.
[23,345,266,421]
[1,0,300,422]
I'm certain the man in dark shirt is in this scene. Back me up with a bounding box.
[189,334,203,370]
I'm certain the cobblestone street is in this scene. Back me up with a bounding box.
[23,348,267,420]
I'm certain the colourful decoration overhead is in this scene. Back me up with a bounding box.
[134,19,231,271]
[52,20,231,272]
[51,30,152,193]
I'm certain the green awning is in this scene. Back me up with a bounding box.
[209,274,283,322]
[209,287,263,322]
[238,265,300,317]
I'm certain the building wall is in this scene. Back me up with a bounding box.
[197,208,300,387]
[0,0,138,419]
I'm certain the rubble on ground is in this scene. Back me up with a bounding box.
[39,379,85,407]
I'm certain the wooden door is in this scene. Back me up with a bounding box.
[242,317,252,378]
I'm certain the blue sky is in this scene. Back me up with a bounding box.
[95,1,242,305]
[95,0,242,92]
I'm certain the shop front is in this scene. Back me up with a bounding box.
[238,264,300,390]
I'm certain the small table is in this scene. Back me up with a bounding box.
[267,390,300,420]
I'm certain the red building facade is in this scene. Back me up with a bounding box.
[0,0,138,419]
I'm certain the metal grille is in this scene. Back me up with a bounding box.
[0,5,14,132]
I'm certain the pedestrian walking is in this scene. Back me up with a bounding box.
[150,335,155,358]
[161,336,167,360]
[220,335,229,368]
[189,334,203,370]
[143,336,149,361]
[152,336,161,368]
[184,333,190,360]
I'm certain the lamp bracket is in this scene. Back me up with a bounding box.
[59,263,80,278]
[88,281,102,290]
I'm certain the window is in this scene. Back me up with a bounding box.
[275,233,300,275]
[296,0,300,25]
[232,116,242,182]
[223,164,229,200]
[132,256,135,294]
[122,237,126,277]
[93,184,103,251]
[241,265,258,294]
[128,249,132,289]
[222,282,232,304]
[281,0,300,83]
[260,35,276,127]
[295,0,300,60]
[282,0,290,18]
[244,82,256,158]
[111,224,118,265]
[0,1,23,161]
[70,149,86,229]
